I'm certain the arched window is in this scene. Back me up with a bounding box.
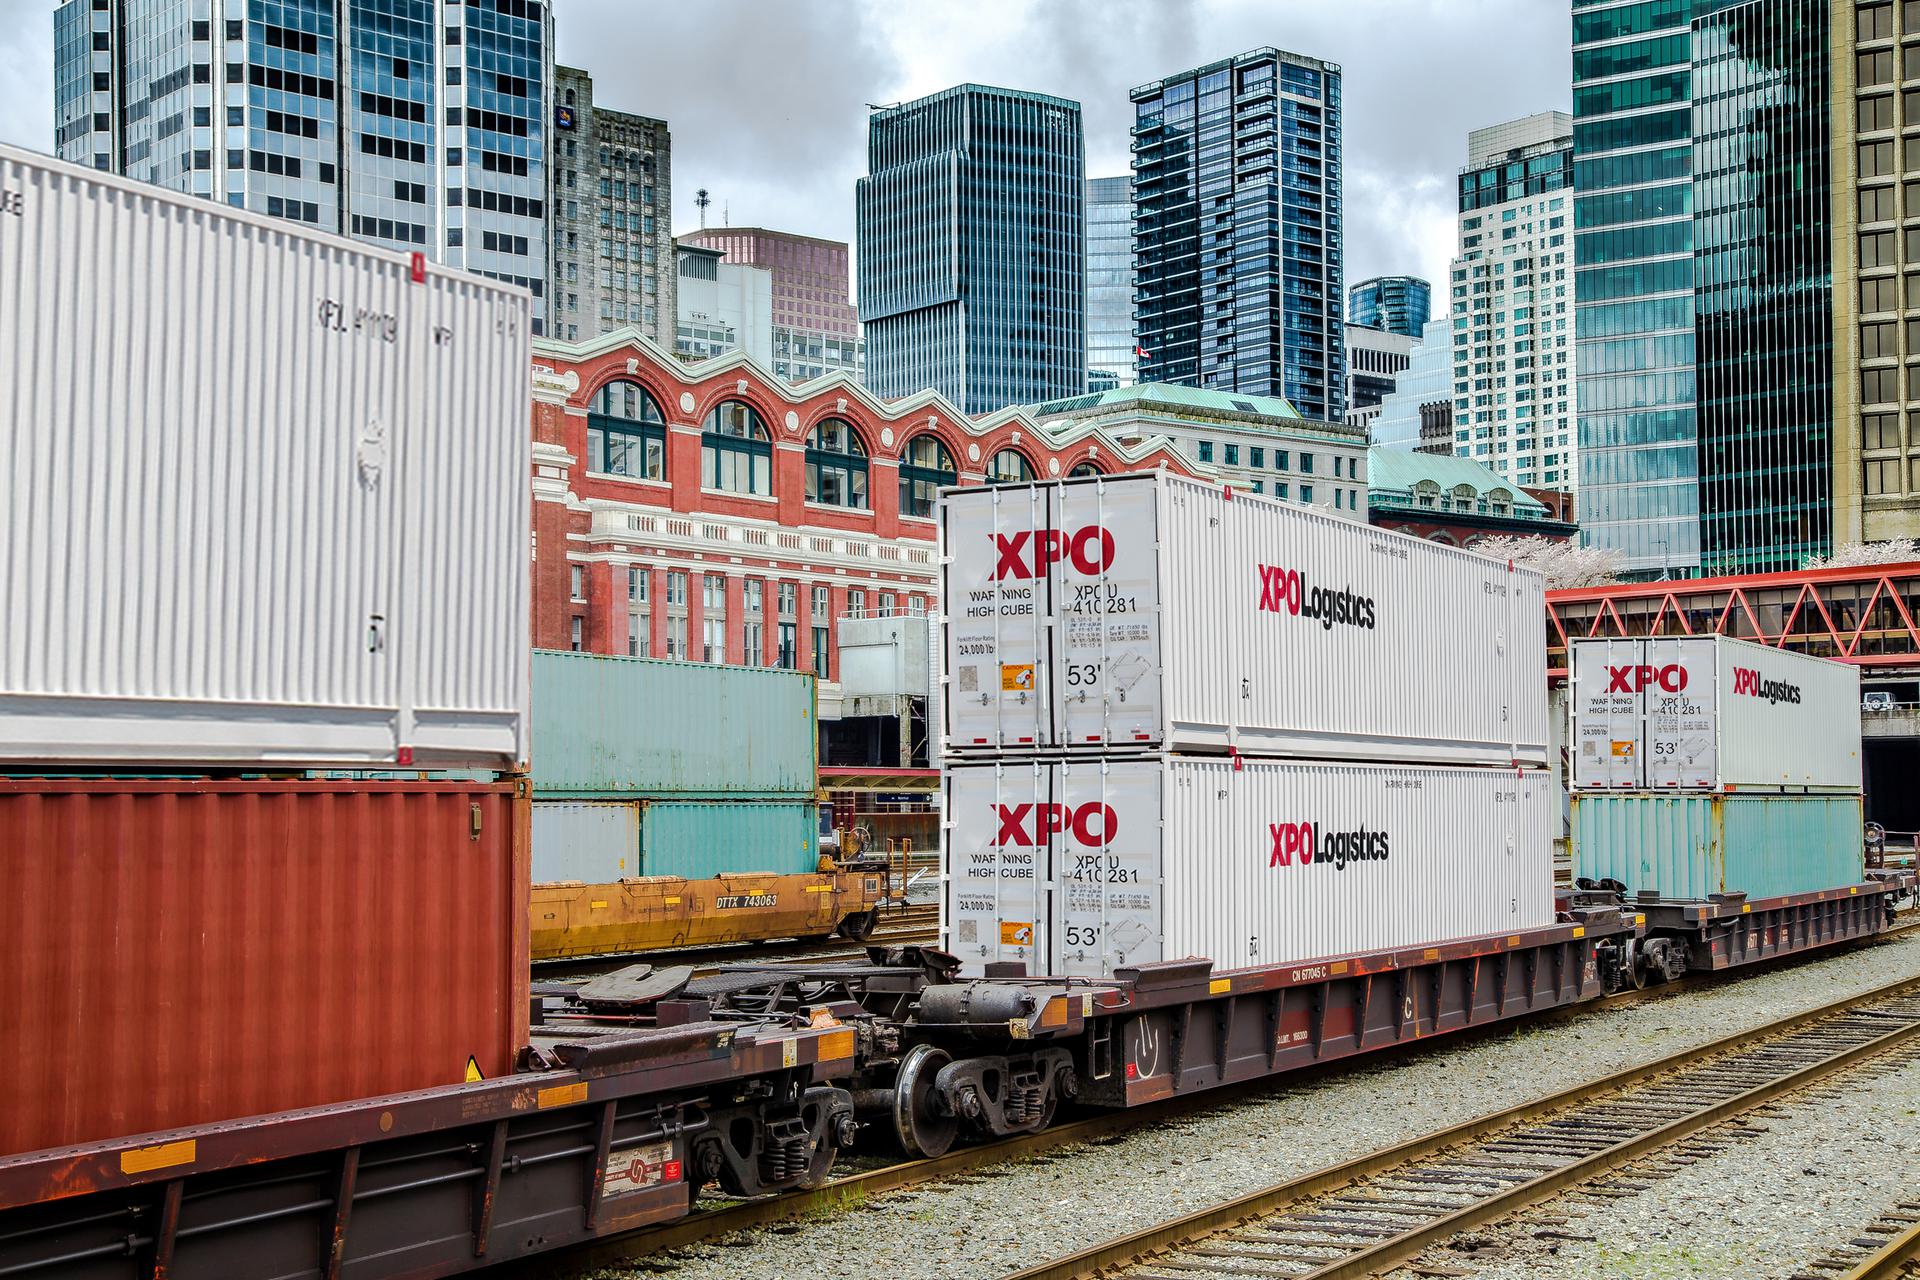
[703,400,772,495]
[806,418,869,508]
[587,379,667,480]
[1068,460,1103,478]
[1414,481,1440,509]
[987,449,1035,484]
[1488,488,1512,515]
[898,434,956,518]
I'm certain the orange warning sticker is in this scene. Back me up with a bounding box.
[1001,663,1035,691]
[1610,741,1636,757]
[120,1139,196,1176]
[1000,920,1034,946]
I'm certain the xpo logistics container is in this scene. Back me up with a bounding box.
[1566,637,1867,902]
[0,142,531,770]
[944,757,1555,978]
[939,476,1557,979]
[1568,636,1862,792]
[941,472,1548,766]
[0,147,533,1157]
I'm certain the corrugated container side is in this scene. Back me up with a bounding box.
[943,757,1554,978]
[531,651,817,797]
[0,778,529,1158]
[0,143,529,769]
[1711,638,1862,791]
[1570,792,1866,900]
[941,473,1549,766]
[532,799,641,883]
[639,800,820,879]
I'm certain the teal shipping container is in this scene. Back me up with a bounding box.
[532,798,819,883]
[1570,793,1865,902]
[532,651,817,798]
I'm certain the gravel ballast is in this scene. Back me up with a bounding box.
[1415,1040,1920,1280]
[601,930,1920,1280]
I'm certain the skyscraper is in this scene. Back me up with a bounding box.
[1348,276,1431,337]
[1573,6,1698,574]
[1086,175,1136,389]
[681,227,863,383]
[1573,0,1832,575]
[55,0,554,334]
[547,66,674,348]
[856,85,1085,415]
[1830,0,1920,546]
[1691,1,1830,572]
[1344,324,1414,429]
[1131,47,1345,420]
[1451,111,1575,491]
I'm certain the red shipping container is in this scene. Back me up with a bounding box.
[0,777,531,1157]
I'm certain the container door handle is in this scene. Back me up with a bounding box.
[367,614,386,653]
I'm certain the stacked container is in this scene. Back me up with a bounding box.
[529,651,821,881]
[1566,636,1866,900]
[0,143,532,1156]
[939,472,1557,978]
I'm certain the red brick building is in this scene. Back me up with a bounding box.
[530,331,1198,705]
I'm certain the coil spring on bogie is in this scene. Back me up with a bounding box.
[1002,1085,1045,1125]
[757,1134,809,1185]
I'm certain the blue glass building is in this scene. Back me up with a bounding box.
[1131,48,1345,421]
[53,0,552,334]
[1348,276,1431,338]
[1085,175,1136,389]
[856,85,1086,416]
[1573,0,1698,574]
[1573,0,1832,575]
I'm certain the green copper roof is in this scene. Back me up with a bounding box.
[1027,382,1304,420]
[1366,446,1550,514]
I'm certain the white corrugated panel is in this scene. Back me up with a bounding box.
[532,800,641,884]
[943,757,1555,978]
[1711,638,1861,791]
[1568,637,1860,793]
[0,144,530,768]
[941,473,1547,767]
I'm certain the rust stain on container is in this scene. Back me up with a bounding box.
[0,778,530,1158]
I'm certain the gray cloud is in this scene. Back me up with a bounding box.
[0,0,1569,300]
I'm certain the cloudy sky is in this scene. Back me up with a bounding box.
[0,0,1569,297]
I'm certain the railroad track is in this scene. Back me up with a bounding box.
[1002,974,1920,1280]
[1790,1200,1920,1279]
[516,921,1920,1279]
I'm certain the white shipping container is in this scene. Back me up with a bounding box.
[0,144,530,768]
[943,757,1555,978]
[941,473,1548,766]
[1568,636,1861,793]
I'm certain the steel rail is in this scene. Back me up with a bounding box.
[525,918,1920,1277]
[1001,971,1920,1280]
[1833,1217,1920,1280]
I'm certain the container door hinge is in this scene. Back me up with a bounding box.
[471,804,483,841]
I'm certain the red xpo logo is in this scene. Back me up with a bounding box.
[991,526,1116,580]
[1268,820,1390,870]
[1606,664,1688,694]
[1732,666,1802,705]
[994,802,1117,847]
[1255,564,1377,630]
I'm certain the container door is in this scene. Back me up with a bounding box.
[942,486,1053,751]
[1643,637,1716,790]
[1050,758,1162,977]
[1569,639,1646,789]
[1051,476,1163,749]
[942,763,1051,976]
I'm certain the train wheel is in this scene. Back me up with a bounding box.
[839,910,877,941]
[890,1044,959,1159]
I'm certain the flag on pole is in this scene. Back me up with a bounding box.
[1135,344,1151,363]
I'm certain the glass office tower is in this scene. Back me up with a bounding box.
[1086,175,1136,389]
[1573,0,1699,575]
[1348,276,1431,337]
[856,84,1086,415]
[54,0,552,333]
[1131,47,1345,420]
[1691,0,1830,573]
